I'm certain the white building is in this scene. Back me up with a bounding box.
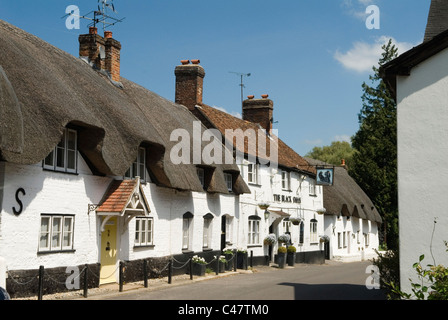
[0,21,250,297]
[381,0,448,295]
[174,61,326,265]
[306,159,382,262]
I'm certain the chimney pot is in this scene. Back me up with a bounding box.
[104,31,113,39]
[261,94,269,99]
[247,95,255,99]
[89,27,98,35]
[181,60,190,65]
[191,59,200,65]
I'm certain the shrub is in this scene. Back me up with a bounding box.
[287,246,296,253]
[277,246,287,254]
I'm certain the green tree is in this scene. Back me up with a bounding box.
[306,141,355,168]
[349,39,398,250]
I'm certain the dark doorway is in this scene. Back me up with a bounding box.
[221,216,226,251]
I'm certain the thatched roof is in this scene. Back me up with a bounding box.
[305,158,382,223]
[195,104,316,176]
[0,20,249,194]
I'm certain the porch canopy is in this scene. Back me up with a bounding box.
[96,177,151,232]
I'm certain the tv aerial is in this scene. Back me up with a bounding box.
[229,71,251,106]
[63,0,125,33]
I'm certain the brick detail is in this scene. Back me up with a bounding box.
[242,97,274,132]
[79,31,121,82]
[175,64,205,110]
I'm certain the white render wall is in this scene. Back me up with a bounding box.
[324,215,379,262]
[236,156,325,259]
[396,47,448,294]
[0,153,241,272]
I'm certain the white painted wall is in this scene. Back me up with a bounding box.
[396,47,448,294]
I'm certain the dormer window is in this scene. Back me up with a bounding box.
[125,147,146,182]
[224,173,233,192]
[43,128,77,173]
[197,167,205,188]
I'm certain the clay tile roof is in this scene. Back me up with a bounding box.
[197,104,316,175]
[97,179,137,213]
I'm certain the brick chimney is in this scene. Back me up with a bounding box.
[242,94,274,132]
[79,27,122,82]
[175,59,205,110]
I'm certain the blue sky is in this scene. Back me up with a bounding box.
[0,0,431,156]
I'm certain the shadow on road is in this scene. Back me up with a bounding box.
[278,282,387,300]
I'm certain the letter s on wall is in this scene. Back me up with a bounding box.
[13,188,26,216]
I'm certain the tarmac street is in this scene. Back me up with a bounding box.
[82,260,386,301]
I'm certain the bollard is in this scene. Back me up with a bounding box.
[168,259,173,284]
[119,261,124,292]
[38,266,44,300]
[216,257,219,275]
[250,250,253,269]
[233,250,237,271]
[143,260,148,288]
[83,264,88,298]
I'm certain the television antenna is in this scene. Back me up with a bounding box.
[229,71,251,106]
[63,0,125,33]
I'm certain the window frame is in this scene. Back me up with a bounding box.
[247,163,259,184]
[224,173,233,192]
[125,147,146,182]
[310,219,318,243]
[182,212,194,251]
[134,217,154,247]
[202,214,214,249]
[43,128,78,174]
[39,214,75,253]
[281,170,291,190]
[248,215,261,245]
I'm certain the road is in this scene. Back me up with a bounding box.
[96,260,386,301]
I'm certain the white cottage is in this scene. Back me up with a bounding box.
[0,22,250,298]
[173,60,326,265]
[381,0,448,295]
[306,158,382,262]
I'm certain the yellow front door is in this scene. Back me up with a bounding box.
[100,217,118,285]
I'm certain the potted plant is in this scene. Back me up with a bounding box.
[218,255,227,273]
[237,248,248,269]
[192,255,207,276]
[287,245,296,266]
[277,246,287,268]
[223,248,234,271]
[264,234,277,246]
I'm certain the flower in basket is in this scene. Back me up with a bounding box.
[217,255,227,263]
[258,202,270,210]
[278,234,291,244]
[237,248,247,253]
[319,235,330,243]
[264,233,277,245]
[192,255,206,264]
[317,208,326,215]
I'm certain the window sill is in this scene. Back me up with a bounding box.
[247,244,262,248]
[248,183,262,187]
[202,248,213,252]
[42,168,79,176]
[38,249,76,255]
[134,244,155,249]
[182,249,194,254]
